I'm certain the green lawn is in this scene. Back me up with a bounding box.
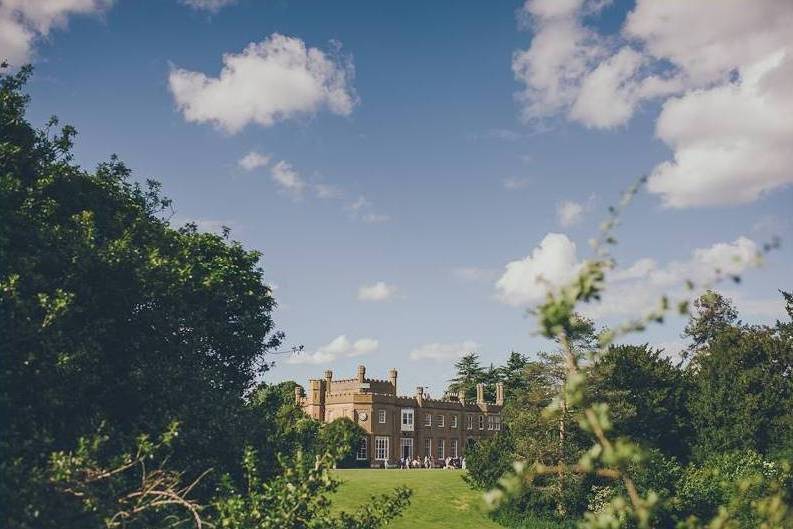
[330,469,503,529]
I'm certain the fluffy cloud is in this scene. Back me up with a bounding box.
[357,281,398,302]
[180,0,236,13]
[270,160,306,197]
[0,0,112,65]
[513,0,793,206]
[238,151,270,171]
[585,237,761,319]
[168,33,357,133]
[409,340,479,361]
[647,52,793,207]
[287,335,379,365]
[495,233,581,306]
[556,200,585,227]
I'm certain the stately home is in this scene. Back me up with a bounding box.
[298,365,504,465]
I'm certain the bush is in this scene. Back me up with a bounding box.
[673,450,792,527]
[464,432,515,489]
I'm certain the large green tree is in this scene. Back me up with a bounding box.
[589,344,693,460]
[447,353,485,402]
[0,66,283,526]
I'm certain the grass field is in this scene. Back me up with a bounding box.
[330,468,503,529]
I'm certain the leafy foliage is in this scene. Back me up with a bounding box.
[1,66,410,529]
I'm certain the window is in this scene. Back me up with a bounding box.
[424,437,432,456]
[375,436,390,460]
[451,439,458,458]
[378,409,386,424]
[478,415,485,430]
[400,438,414,459]
[401,408,414,431]
[437,415,445,427]
[494,415,501,431]
[424,413,432,427]
[466,415,473,430]
[436,439,444,459]
[451,415,458,428]
[357,437,368,460]
[487,415,495,430]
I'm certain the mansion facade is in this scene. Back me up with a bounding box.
[298,365,504,465]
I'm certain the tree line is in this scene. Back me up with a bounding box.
[461,291,793,527]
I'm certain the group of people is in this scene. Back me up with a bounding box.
[397,456,466,469]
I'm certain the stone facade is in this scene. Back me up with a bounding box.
[298,365,504,465]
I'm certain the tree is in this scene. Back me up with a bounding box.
[683,290,739,351]
[447,353,485,402]
[317,418,367,468]
[1,65,284,526]
[498,351,530,398]
[589,344,693,460]
[688,322,793,459]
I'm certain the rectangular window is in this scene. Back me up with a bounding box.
[436,439,444,459]
[478,415,485,430]
[424,437,432,456]
[437,415,445,427]
[378,409,386,424]
[487,415,495,430]
[424,413,432,427]
[466,415,473,430]
[401,408,414,431]
[375,436,390,461]
[451,439,458,458]
[400,438,414,459]
[494,415,501,431]
[357,437,368,460]
[451,415,458,428]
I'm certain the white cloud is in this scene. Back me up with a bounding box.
[495,233,582,307]
[287,334,379,365]
[238,151,270,171]
[585,237,761,319]
[409,340,479,361]
[180,0,236,13]
[503,177,531,190]
[357,281,398,302]
[168,33,357,133]
[512,0,793,206]
[262,160,389,221]
[270,160,306,197]
[647,52,793,207]
[0,0,112,65]
[556,200,585,227]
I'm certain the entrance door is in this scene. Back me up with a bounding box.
[400,438,413,459]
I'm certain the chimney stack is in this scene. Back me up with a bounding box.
[324,369,333,395]
[457,389,466,405]
[476,383,485,404]
[416,386,424,407]
[496,382,504,405]
[294,385,302,403]
[388,368,398,395]
[356,364,366,383]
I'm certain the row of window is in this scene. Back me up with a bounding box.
[375,409,501,431]
[358,436,464,461]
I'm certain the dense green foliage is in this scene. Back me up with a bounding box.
[1,66,408,529]
[465,290,793,528]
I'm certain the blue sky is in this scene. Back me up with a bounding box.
[8,0,792,395]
